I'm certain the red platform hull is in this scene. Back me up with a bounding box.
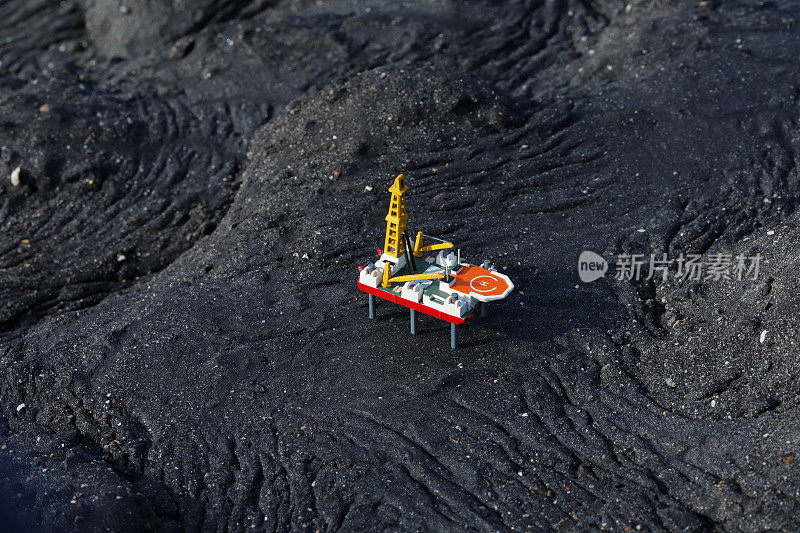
[357,282,468,325]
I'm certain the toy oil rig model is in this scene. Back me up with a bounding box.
[357,174,514,349]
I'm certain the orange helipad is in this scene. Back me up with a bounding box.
[450,265,514,301]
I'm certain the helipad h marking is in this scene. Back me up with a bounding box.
[469,275,502,293]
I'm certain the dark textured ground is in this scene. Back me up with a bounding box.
[1,0,800,531]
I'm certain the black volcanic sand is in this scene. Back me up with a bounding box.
[2,0,800,530]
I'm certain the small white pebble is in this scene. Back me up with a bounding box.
[760,330,767,343]
[710,399,716,407]
[364,185,373,192]
[16,403,25,412]
[637,228,646,233]
[10,167,20,187]
[766,230,775,235]
[116,254,126,262]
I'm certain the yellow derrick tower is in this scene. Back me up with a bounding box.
[379,173,450,288]
[383,174,408,259]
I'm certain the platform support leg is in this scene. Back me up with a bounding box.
[481,302,489,317]
[368,294,375,319]
[410,309,417,334]
[450,322,458,349]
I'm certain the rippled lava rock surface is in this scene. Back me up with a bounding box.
[2,1,800,531]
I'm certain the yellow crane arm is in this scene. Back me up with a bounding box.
[413,231,453,257]
[389,272,445,283]
[421,242,453,252]
[381,266,444,287]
